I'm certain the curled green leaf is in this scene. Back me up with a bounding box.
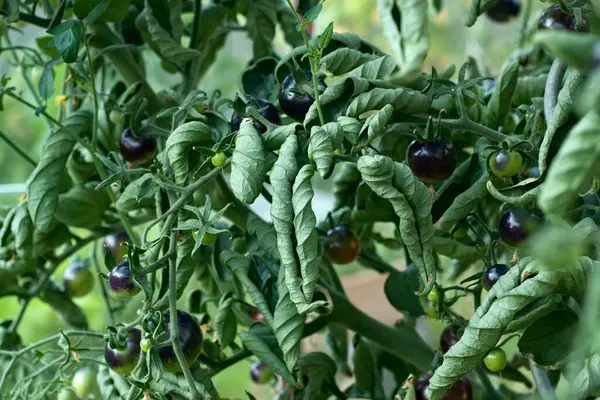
[214,293,237,348]
[166,121,212,184]
[484,58,519,127]
[434,173,489,233]
[11,202,33,258]
[534,30,598,72]
[231,120,267,204]
[246,214,280,261]
[337,116,362,145]
[347,55,398,80]
[465,0,499,27]
[321,48,380,76]
[359,104,394,145]
[346,87,429,118]
[56,185,111,229]
[357,155,436,294]
[264,123,302,151]
[308,126,334,178]
[332,162,362,210]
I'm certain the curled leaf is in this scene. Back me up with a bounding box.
[214,293,237,347]
[321,48,380,76]
[231,120,267,204]
[346,87,429,118]
[359,103,394,145]
[308,126,334,178]
[166,121,212,184]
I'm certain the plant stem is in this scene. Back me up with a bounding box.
[358,252,398,274]
[544,59,567,125]
[167,231,200,399]
[328,289,433,371]
[83,38,100,152]
[0,330,104,358]
[284,0,325,125]
[0,130,38,167]
[529,359,558,400]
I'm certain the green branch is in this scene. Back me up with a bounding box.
[0,130,38,168]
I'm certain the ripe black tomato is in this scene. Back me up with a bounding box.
[489,150,523,177]
[104,328,142,375]
[278,73,322,122]
[538,4,588,31]
[498,207,542,247]
[440,325,462,354]
[407,137,456,184]
[486,0,520,22]
[119,128,157,165]
[250,361,274,384]
[63,262,94,298]
[323,226,361,265]
[158,310,203,373]
[108,261,141,298]
[231,99,281,134]
[104,232,130,262]
[415,372,473,400]
[482,264,510,291]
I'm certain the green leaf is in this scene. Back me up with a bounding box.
[85,0,111,25]
[241,57,278,102]
[11,202,33,259]
[434,173,489,233]
[5,0,20,23]
[337,116,362,146]
[512,74,547,106]
[39,282,88,329]
[346,87,430,118]
[303,2,323,23]
[214,293,238,348]
[332,163,361,210]
[359,103,393,145]
[174,211,195,299]
[48,20,83,64]
[308,126,334,178]
[384,264,425,317]
[534,31,599,72]
[246,214,280,261]
[55,185,110,228]
[38,66,55,100]
[319,22,334,50]
[165,121,212,184]
[264,123,302,151]
[353,336,380,393]
[143,0,202,66]
[518,309,578,366]
[432,236,479,265]
[292,164,322,307]
[221,250,274,324]
[239,326,296,385]
[539,68,584,173]
[246,0,277,59]
[483,58,519,127]
[321,48,380,76]
[26,111,92,232]
[296,352,339,398]
[36,36,61,59]
[97,366,130,399]
[539,111,600,218]
[326,323,351,374]
[116,174,156,211]
[231,120,267,204]
[347,55,398,80]
[278,4,303,47]
[429,257,587,396]
[377,0,429,84]
[74,0,131,23]
[357,155,436,294]
[465,0,500,27]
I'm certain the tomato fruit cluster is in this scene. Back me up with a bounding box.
[323,226,361,264]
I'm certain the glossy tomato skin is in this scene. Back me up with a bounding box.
[440,325,462,354]
[324,226,361,265]
[158,310,203,373]
[108,261,141,298]
[482,264,510,291]
[71,367,96,398]
[104,328,142,375]
[538,4,588,31]
[63,262,94,298]
[498,207,542,247]
[489,150,523,177]
[278,73,319,122]
[57,388,78,400]
[415,373,473,400]
[250,361,274,384]
[484,348,508,372]
[104,232,130,262]
[119,128,157,165]
[231,99,281,134]
[407,137,456,184]
[486,0,520,22]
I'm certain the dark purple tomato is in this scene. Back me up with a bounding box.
[104,232,130,262]
[486,0,520,22]
[482,264,510,291]
[324,226,361,265]
[498,207,542,247]
[119,128,157,165]
[107,261,141,299]
[407,137,456,184]
[231,99,281,134]
[158,310,203,373]
[250,361,274,384]
[440,325,462,354]
[104,328,142,375]
[415,373,473,400]
[63,262,94,298]
[278,73,320,122]
[538,4,588,31]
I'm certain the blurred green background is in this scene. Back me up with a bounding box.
[0,0,548,398]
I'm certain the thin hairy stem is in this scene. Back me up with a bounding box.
[0,130,38,167]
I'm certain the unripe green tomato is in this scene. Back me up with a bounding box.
[140,337,151,352]
[57,388,78,400]
[109,109,124,124]
[211,152,227,167]
[30,66,44,85]
[192,231,217,245]
[71,368,96,398]
[484,348,507,372]
[427,286,440,303]
[420,296,439,319]
[0,17,7,37]
[489,150,523,177]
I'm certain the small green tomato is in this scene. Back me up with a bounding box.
[109,109,124,125]
[211,152,227,167]
[31,66,44,85]
[57,388,78,400]
[71,368,96,398]
[427,286,440,303]
[489,150,523,177]
[484,348,507,372]
[140,337,151,353]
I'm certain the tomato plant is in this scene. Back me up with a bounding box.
[0,0,599,399]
